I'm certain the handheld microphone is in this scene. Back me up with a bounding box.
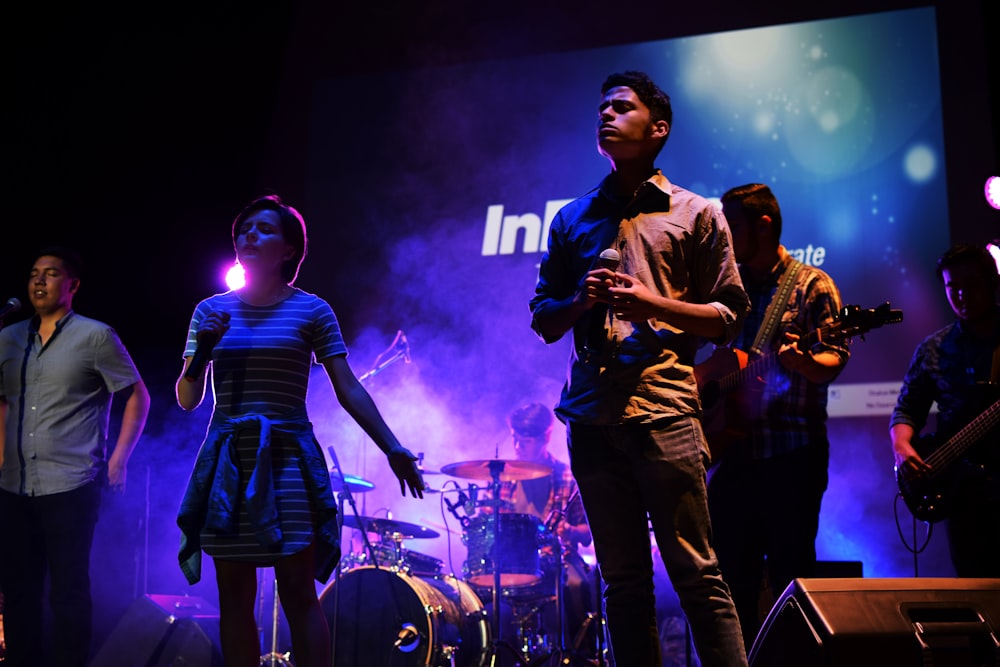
[184,312,230,381]
[584,248,621,359]
[0,297,21,321]
[595,247,621,272]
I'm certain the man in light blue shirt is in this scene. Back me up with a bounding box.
[0,246,150,667]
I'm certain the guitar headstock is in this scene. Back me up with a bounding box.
[834,301,904,338]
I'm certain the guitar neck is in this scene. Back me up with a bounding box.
[730,327,824,389]
[708,302,900,398]
[729,353,777,391]
[925,398,1000,473]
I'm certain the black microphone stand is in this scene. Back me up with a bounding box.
[342,328,411,573]
[357,330,409,383]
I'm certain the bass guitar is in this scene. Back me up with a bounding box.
[695,301,903,461]
[897,397,1000,522]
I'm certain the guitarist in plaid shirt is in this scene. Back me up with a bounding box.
[705,183,851,653]
[890,243,1000,577]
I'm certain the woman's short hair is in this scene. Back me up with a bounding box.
[231,194,308,284]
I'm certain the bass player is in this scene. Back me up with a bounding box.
[891,243,1000,577]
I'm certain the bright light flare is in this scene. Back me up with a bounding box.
[986,241,1000,275]
[986,176,1000,210]
[225,262,245,290]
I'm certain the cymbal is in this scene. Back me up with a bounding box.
[341,515,440,539]
[440,459,552,481]
[329,473,376,493]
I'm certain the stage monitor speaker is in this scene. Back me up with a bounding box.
[90,594,223,667]
[748,578,1000,667]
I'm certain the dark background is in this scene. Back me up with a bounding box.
[5,0,998,357]
[4,0,999,657]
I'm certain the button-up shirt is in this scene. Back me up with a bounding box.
[530,170,749,425]
[0,312,142,496]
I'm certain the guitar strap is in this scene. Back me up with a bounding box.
[750,259,803,357]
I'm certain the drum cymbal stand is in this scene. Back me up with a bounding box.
[258,571,292,667]
[541,487,600,667]
[486,460,530,667]
[326,445,381,665]
[523,489,582,667]
[542,498,570,667]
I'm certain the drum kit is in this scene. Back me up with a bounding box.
[312,458,602,667]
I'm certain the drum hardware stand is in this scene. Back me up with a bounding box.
[543,487,608,667]
[592,565,609,667]
[258,573,293,667]
[486,460,534,667]
[524,489,586,667]
[552,492,577,656]
[569,612,597,659]
[513,595,559,667]
[326,445,381,665]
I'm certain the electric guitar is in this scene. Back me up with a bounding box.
[695,301,903,461]
[896,396,1000,523]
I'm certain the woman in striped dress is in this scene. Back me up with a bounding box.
[175,194,425,667]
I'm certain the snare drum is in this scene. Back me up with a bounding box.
[463,512,545,588]
[321,566,489,667]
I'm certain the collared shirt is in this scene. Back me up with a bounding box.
[891,311,1000,469]
[0,311,142,496]
[530,170,749,425]
[733,247,849,458]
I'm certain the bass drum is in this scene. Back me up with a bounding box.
[320,566,489,667]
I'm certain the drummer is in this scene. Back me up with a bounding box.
[496,402,596,658]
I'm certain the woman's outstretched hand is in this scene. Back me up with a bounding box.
[388,447,425,498]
